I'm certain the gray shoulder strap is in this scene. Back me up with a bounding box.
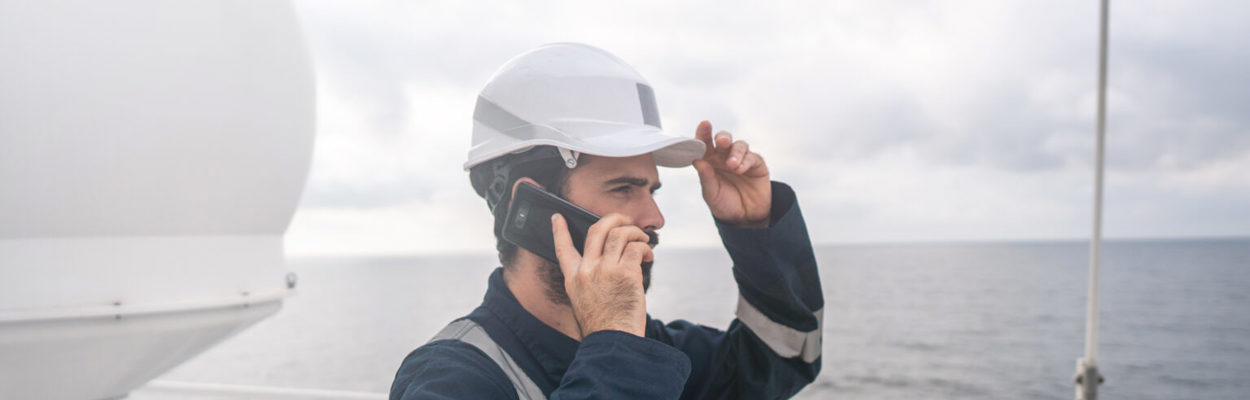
[429,319,547,400]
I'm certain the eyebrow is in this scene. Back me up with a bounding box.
[604,176,662,192]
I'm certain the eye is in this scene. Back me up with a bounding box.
[612,186,633,194]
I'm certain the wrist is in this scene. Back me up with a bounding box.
[576,313,645,338]
[713,213,771,229]
[737,216,770,228]
[582,321,644,338]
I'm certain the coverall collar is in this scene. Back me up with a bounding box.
[480,267,580,385]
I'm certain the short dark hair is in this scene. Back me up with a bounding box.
[468,146,576,267]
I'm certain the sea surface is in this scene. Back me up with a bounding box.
[139,239,1250,399]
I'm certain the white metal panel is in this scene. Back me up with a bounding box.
[0,301,282,400]
[0,235,286,317]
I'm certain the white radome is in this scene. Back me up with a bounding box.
[0,1,314,399]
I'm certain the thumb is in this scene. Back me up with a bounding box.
[551,214,581,276]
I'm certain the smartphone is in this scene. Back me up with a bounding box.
[502,182,601,264]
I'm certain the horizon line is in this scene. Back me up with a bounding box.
[284,234,1250,261]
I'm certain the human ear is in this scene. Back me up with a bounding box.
[510,177,543,199]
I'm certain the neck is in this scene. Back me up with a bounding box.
[501,251,583,341]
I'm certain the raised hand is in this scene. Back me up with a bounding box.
[691,121,771,227]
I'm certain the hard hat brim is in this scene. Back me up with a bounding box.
[550,120,707,168]
[464,122,706,170]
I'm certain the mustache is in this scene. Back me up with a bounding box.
[646,231,659,247]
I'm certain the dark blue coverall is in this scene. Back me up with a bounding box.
[391,182,823,399]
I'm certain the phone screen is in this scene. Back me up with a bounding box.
[502,182,601,264]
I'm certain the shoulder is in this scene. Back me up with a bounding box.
[390,340,516,400]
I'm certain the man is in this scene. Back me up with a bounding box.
[391,43,823,399]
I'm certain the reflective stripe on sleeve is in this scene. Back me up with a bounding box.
[735,295,823,363]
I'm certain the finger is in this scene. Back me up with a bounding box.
[551,214,581,275]
[600,226,629,264]
[619,242,654,273]
[603,226,650,264]
[739,151,767,176]
[727,140,749,170]
[639,236,655,263]
[695,121,714,154]
[692,159,719,199]
[714,130,733,150]
[736,154,752,174]
[582,214,634,262]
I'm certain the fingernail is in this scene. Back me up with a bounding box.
[551,214,559,222]
[729,156,739,163]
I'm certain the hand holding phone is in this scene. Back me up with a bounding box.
[551,213,652,338]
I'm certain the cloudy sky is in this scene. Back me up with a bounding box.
[282,0,1250,257]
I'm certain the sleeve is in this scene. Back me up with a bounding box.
[653,181,824,399]
[551,330,692,400]
[389,341,518,400]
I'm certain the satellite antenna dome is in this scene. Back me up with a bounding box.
[0,1,315,398]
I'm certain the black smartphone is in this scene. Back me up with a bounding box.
[502,182,601,264]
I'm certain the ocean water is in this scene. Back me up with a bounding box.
[142,239,1250,399]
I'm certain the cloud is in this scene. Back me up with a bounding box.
[1107,43,1250,172]
[285,0,1250,255]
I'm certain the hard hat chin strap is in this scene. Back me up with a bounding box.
[557,148,580,169]
[485,161,511,214]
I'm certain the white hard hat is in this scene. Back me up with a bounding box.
[464,43,705,171]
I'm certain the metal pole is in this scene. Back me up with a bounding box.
[1076,0,1110,398]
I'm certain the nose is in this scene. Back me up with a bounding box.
[636,192,664,232]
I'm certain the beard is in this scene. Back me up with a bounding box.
[541,232,658,307]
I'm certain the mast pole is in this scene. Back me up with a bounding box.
[1077,0,1110,398]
